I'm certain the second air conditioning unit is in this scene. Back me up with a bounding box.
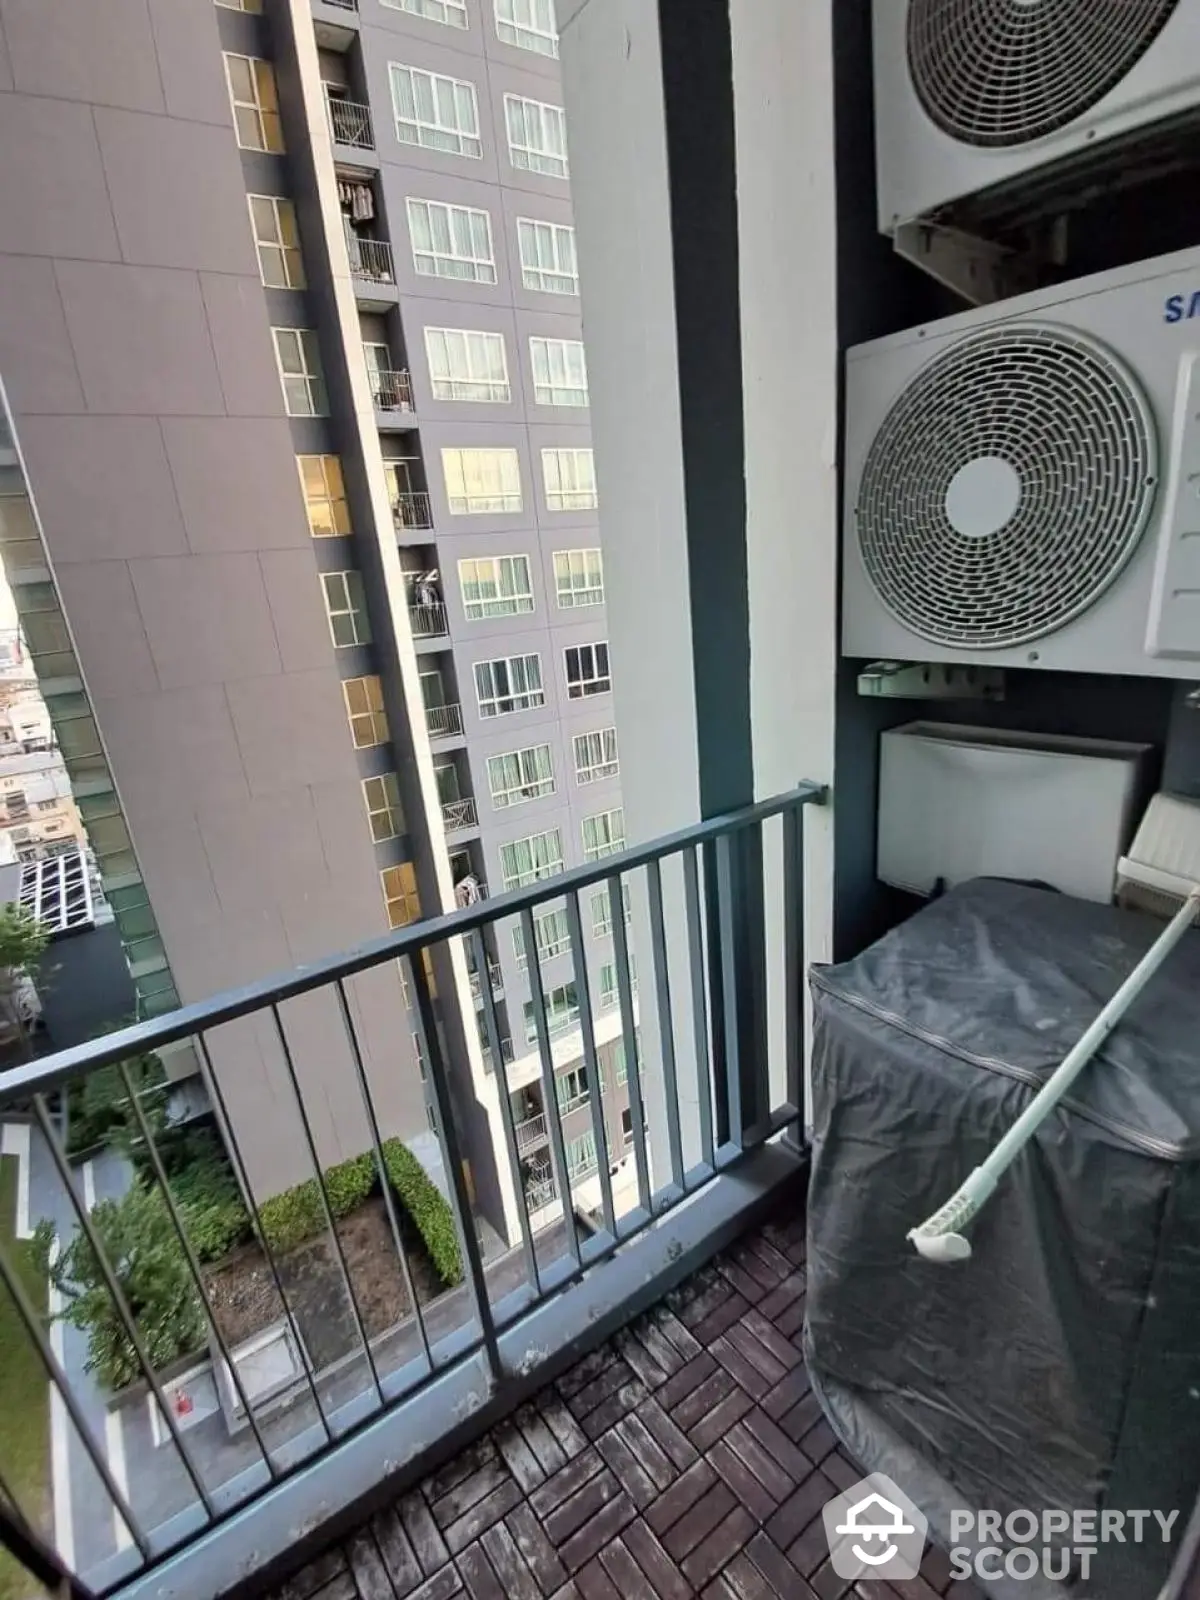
[843,244,1200,678]
[874,0,1200,234]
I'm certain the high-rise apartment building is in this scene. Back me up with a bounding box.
[0,0,634,1238]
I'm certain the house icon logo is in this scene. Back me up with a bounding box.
[822,1472,928,1580]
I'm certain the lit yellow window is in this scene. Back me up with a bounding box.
[298,455,350,537]
[382,864,420,929]
[363,774,404,843]
[343,677,388,748]
[224,54,283,153]
[249,195,304,288]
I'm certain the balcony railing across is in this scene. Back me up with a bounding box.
[425,702,463,740]
[442,796,478,832]
[392,490,433,531]
[408,601,447,638]
[347,236,395,285]
[327,96,373,150]
[372,368,413,412]
[0,783,824,1600]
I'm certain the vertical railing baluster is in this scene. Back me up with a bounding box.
[116,1060,277,1479]
[782,800,806,1130]
[713,831,745,1148]
[269,1004,384,1405]
[334,978,433,1373]
[0,1228,148,1559]
[608,870,649,1212]
[471,931,540,1295]
[407,948,502,1382]
[645,857,684,1190]
[0,1469,95,1600]
[521,907,582,1270]
[683,844,715,1169]
[197,1033,333,1439]
[31,1095,218,1520]
[563,889,616,1236]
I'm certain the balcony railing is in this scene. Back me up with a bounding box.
[424,702,463,740]
[392,491,433,531]
[327,96,373,151]
[442,795,478,832]
[0,783,824,1600]
[468,957,503,1000]
[371,368,413,412]
[514,1112,547,1155]
[408,601,447,638]
[347,235,396,286]
[322,0,358,9]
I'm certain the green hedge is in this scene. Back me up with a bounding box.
[380,1139,463,1287]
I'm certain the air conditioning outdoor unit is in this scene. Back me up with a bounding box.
[875,0,1200,234]
[843,244,1200,678]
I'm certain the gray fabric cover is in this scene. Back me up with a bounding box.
[804,879,1200,1600]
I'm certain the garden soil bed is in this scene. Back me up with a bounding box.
[202,1197,444,1372]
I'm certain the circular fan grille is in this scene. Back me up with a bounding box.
[855,325,1157,651]
[907,0,1180,148]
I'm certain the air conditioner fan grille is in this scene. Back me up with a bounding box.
[907,0,1180,148]
[855,325,1157,650]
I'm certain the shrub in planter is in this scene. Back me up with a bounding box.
[34,1183,206,1392]
[66,1053,166,1158]
[381,1139,463,1287]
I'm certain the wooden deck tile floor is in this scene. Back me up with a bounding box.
[269,1214,984,1600]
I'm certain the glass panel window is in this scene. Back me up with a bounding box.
[583,807,625,862]
[500,827,563,890]
[381,863,420,929]
[272,329,328,416]
[504,94,568,177]
[543,447,597,510]
[363,774,404,842]
[487,743,554,807]
[458,554,534,619]
[343,677,389,748]
[565,641,610,699]
[495,0,558,56]
[523,982,580,1044]
[382,0,467,24]
[531,337,587,406]
[442,448,522,514]
[390,64,481,158]
[407,198,496,284]
[555,1064,589,1112]
[321,571,371,647]
[513,906,571,970]
[574,727,619,784]
[554,548,603,608]
[517,219,577,295]
[590,882,631,938]
[425,328,510,403]
[599,955,637,1009]
[474,653,544,718]
[566,1130,597,1179]
[224,54,283,152]
[248,195,304,288]
[297,455,350,537]
[217,0,263,10]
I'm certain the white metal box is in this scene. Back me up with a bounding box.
[877,722,1151,902]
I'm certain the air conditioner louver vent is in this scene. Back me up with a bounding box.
[855,325,1157,650]
[907,0,1180,148]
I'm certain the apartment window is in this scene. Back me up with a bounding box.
[381,863,420,929]
[487,743,554,808]
[343,677,389,748]
[458,555,534,620]
[248,196,304,289]
[566,1130,598,1179]
[443,448,522,514]
[555,1064,589,1113]
[495,0,558,56]
[425,328,510,403]
[362,774,404,843]
[382,0,467,24]
[531,338,587,406]
[574,727,619,785]
[599,955,637,1010]
[475,653,544,718]
[583,807,625,862]
[565,642,610,699]
[523,982,580,1044]
[504,94,568,178]
[217,0,262,11]
[224,55,283,152]
[554,549,603,608]
[390,64,481,158]
[272,329,327,417]
[513,906,571,970]
[613,1032,641,1086]
[590,882,631,938]
[298,455,350,537]
[321,571,371,647]
[407,198,496,284]
[500,827,564,890]
[543,448,597,510]
[517,219,577,295]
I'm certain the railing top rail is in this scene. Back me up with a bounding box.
[0,783,825,1102]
